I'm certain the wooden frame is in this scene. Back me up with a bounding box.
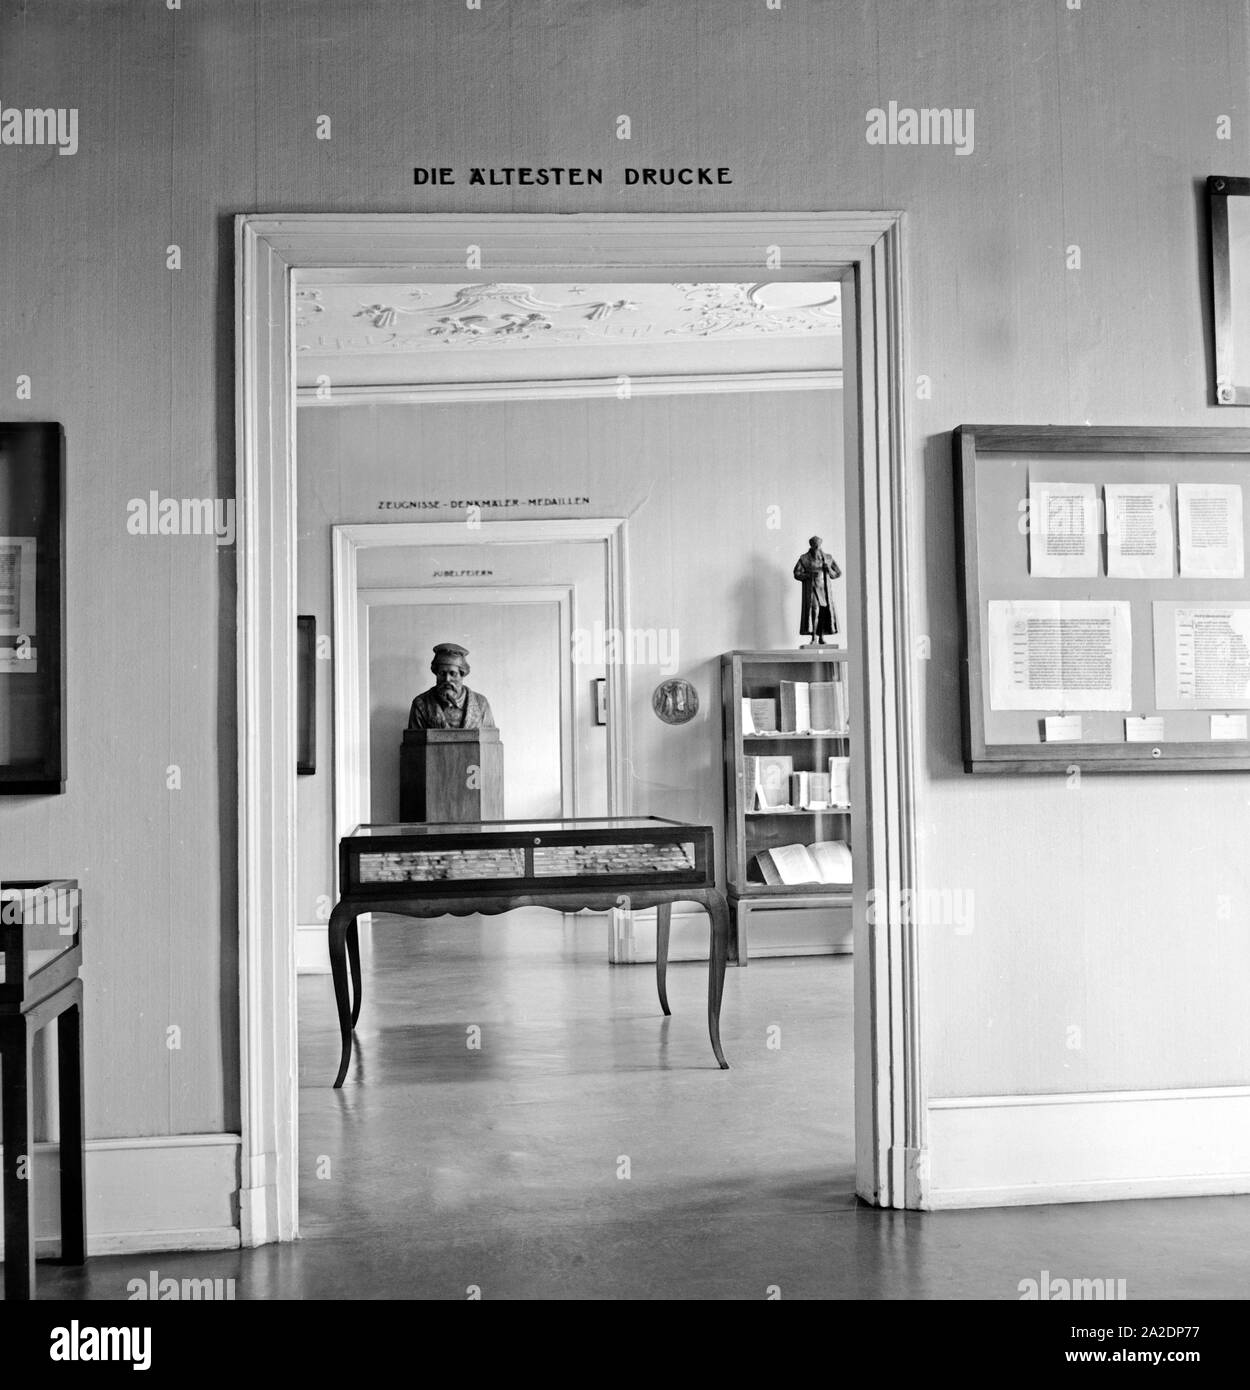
[235,211,917,1241]
[1209,175,1250,405]
[721,649,853,963]
[0,422,66,794]
[955,424,1250,773]
[296,616,316,775]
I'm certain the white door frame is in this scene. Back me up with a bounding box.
[346,583,577,835]
[235,212,918,1244]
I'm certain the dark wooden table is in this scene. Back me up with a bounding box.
[326,818,732,1087]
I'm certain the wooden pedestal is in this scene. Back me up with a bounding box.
[399,728,504,822]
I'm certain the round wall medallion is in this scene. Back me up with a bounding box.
[652,678,699,725]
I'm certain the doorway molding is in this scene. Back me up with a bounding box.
[235,212,918,1244]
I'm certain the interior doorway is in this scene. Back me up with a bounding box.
[363,586,571,823]
[235,214,917,1245]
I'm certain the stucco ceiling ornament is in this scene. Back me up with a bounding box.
[669,282,841,337]
[354,303,418,329]
[415,283,637,324]
[428,311,555,342]
[294,287,325,328]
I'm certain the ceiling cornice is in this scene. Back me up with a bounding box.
[296,368,843,407]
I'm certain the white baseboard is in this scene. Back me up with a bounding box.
[297,920,331,973]
[924,1086,1250,1209]
[0,1133,240,1261]
[610,906,713,964]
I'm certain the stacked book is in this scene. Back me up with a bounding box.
[740,697,778,733]
[359,848,525,883]
[746,755,850,810]
[745,752,794,808]
[827,756,851,807]
[533,842,695,876]
[779,674,848,733]
[789,769,832,809]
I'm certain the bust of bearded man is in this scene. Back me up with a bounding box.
[407,643,497,730]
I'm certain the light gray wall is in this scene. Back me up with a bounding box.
[0,0,1244,1142]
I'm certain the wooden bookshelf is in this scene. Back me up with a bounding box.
[721,649,853,961]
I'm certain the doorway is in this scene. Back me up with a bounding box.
[363,587,570,822]
[235,214,918,1244]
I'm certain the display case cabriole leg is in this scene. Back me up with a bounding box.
[346,918,363,1028]
[56,980,86,1265]
[706,892,730,1069]
[655,901,672,1016]
[328,904,356,1088]
[2,1025,36,1299]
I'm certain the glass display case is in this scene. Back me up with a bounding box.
[721,649,854,960]
[328,818,729,1085]
[0,878,81,1003]
[0,422,66,794]
[340,816,712,895]
[0,876,85,1301]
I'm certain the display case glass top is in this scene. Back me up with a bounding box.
[0,879,81,1003]
[340,817,713,893]
[350,815,689,836]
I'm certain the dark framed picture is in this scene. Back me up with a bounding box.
[954,424,1250,773]
[1209,175,1250,405]
[297,615,316,775]
[0,422,66,794]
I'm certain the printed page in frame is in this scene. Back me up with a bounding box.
[1105,482,1174,579]
[1153,601,1250,709]
[987,599,1132,711]
[0,536,37,635]
[1028,480,1099,578]
[1177,483,1244,578]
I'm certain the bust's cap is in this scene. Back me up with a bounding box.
[433,642,469,660]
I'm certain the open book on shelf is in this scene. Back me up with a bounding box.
[753,840,852,886]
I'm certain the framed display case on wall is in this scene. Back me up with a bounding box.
[955,424,1250,774]
[297,615,316,775]
[1209,175,1250,406]
[0,422,65,794]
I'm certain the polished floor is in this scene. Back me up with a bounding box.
[32,910,1250,1300]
